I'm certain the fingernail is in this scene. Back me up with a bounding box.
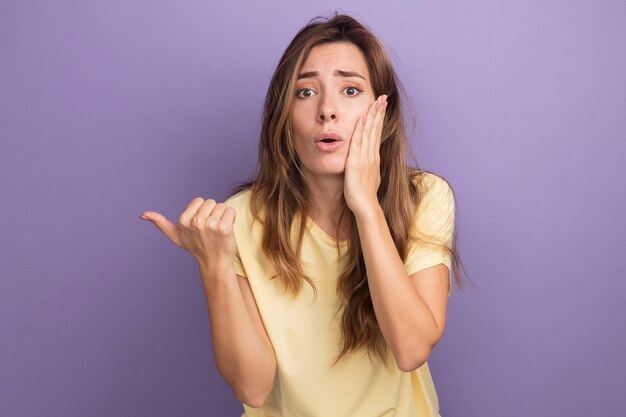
[140,214,148,220]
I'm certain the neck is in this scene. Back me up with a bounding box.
[303,174,349,239]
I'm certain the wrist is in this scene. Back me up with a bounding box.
[352,202,384,223]
[198,258,236,280]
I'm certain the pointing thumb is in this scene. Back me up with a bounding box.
[139,211,180,246]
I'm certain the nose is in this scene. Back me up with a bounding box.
[320,112,336,121]
[318,94,337,122]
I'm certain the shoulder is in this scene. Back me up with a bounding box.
[225,187,267,243]
[410,170,455,233]
[225,188,252,212]
[411,170,454,203]
[225,188,256,230]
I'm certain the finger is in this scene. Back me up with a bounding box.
[371,96,387,158]
[192,199,217,226]
[362,96,381,155]
[218,207,237,234]
[179,197,205,226]
[140,211,180,246]
[356,98,377,149]
[206,203,228,229]
[349,115,366,155]
[221,207,236,225]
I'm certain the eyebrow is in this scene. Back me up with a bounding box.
[297,70,366,81]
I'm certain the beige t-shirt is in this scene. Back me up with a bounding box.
[225,172,455,417]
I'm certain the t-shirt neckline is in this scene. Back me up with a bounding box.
[305,216,349,246]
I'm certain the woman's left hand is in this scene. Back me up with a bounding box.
[344,94,388,218]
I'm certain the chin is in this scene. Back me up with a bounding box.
[300,157,346,178]
[312,161,346,177]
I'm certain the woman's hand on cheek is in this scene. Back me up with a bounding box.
[343,94,388,218]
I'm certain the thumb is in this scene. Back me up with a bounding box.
[140,211,180,246]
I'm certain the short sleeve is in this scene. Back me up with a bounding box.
[404,174,455,278]
[233,249,247,278]
[224,190,251,279]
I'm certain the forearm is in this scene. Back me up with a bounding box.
[200,264,275,405]
[355,206,441,371]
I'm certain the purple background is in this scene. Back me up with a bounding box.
[1,1,625,416]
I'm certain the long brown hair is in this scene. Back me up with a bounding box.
[232,13,464,365]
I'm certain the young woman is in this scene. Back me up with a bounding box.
[141,13,462,417]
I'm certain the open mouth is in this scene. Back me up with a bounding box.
[314,137,342,152]
[314,132,343,148]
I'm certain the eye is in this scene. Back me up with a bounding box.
[296,88,316,99]
[343,86,362,97]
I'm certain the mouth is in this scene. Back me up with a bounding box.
[314,131,343,144]
[314,133,344,152]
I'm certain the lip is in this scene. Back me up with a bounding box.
[314,131,343,143]
[314,131,344,152]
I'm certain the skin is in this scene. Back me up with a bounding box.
[291,42,450,371]
[138,41,450,405]
[290,42,383,234]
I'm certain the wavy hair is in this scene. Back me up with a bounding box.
[232,13,464,365]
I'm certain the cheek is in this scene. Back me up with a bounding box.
[291,105,313,133]
[291,122,309,151]
[348,103,370,127]
[290,115,310,157]
[355,96,374,116]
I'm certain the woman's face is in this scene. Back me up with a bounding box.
[290,42,376,179]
